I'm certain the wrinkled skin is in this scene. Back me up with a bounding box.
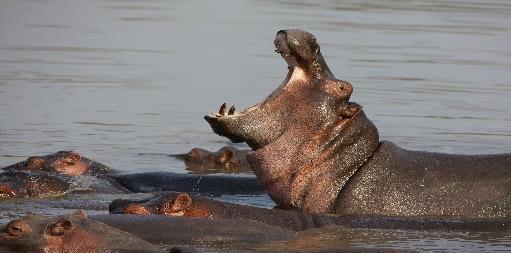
[2,151,113,176]
[0,211,161,253]
[205,29,511,218]
[109,192,511,232]
[171,146,251,174]
[107,172,264,195]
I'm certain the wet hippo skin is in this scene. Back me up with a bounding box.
[205,29,511,218]
[0,171,71,198]
[170,146,251,174]
[0,171,129,199]
[0,211,162,253]
[109,191,511,232]
[90,214,297,245]
[106,172,264,195]
[0,170,262,199]
[2,151,113,176]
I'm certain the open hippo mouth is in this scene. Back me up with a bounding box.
[206,29,381,212]
[204,29,360,151]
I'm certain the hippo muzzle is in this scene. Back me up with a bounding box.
[204,29,353,150]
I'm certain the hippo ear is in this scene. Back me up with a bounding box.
[186,149,202,161]
[215,149,234,165]
[171,193,192,212]
[49,219,74,236]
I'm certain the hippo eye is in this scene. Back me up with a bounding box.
[26,157,44,169]
[5,220,31,237]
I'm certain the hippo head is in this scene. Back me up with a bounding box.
[0,211,159,253]
[0,211,99,252]
[2,151,111,176]
[183,146,250,174]
[205,29,380,213]
[186,147,235,168]
[109,192,201,217]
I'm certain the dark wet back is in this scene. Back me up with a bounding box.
[107,172,264,195]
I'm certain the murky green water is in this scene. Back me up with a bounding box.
[1,0,510,252]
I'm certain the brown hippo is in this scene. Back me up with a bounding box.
[0,171,130,199]
[109,191,511,232]
[0,211,163,253]
[0,171,71,198]
[205,29,511,218]
[171,146,251,174]
[2,151,113,176]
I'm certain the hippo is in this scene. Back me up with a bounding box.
[0,171,71,198]
[0,211,164,253]
[2,151,113,176]
[205,29,511,218]
[108,191,511,232]
[106,172,264,195]
[91,214,297,246]
[170,146,251,174]
[0,170,263,199]
[0,171,130,199]
[1,150,264,198]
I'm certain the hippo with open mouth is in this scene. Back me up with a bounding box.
[205,29,511,218]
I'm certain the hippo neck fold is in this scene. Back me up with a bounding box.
[247,109,380,213]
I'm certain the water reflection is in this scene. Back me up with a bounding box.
[262,226,511,252]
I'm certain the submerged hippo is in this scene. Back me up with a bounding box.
[0,211,163,253]
[205,29,511,218]
[0,171,128,199]
[171,146,251,174]
[0,171,71,198]
[109,191,511,232]
[0,170,263,199]
[2,151,113,176]
[107,172,264,195]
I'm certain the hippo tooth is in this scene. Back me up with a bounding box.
[228,105,236,115]
[219,103,227,116]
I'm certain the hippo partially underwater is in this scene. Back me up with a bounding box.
[109,191,511,232]
[2,151,113,176]
[171,146,251,174]
[205,29,511,218]
[0,151,263,198]
[0,211,201,253]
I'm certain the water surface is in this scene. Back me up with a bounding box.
[0,0,510,252]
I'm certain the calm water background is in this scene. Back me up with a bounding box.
[0,0,511,251]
